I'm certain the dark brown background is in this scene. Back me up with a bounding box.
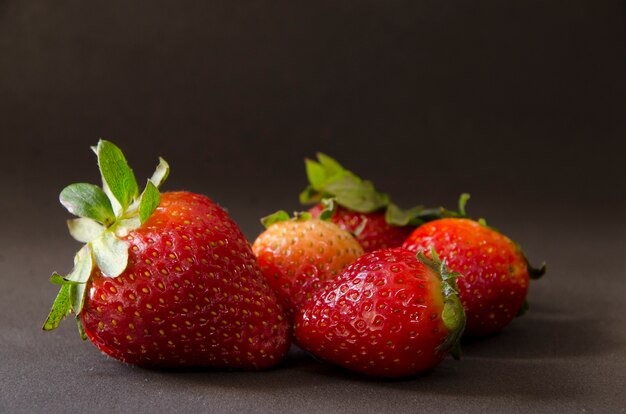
[1,1,625,413]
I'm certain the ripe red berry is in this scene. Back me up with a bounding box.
[294,247,465,378]
[403,218,544,337]
[43,141,290,369]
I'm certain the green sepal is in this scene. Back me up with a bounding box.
[139,180,160,224]
[385,203,425,226]
[42,284,72,331]
[67,218,105,243]
[517,299,529,317]
[416,248,466,357]
[293,211,313,221]
[76,317,87,341]
[318,198,337,221]
[261,210,291,228]
[324,175,390,213]
[46,141,169,334]
[60,183,115,226]
[528,261,546,280]
[385,193,469,227]
[458,193,470,217]
[49,272,80,285]
[300,153,390,213]
[95,139,139,211]
[91,231,129,277]
[149,157,170,189]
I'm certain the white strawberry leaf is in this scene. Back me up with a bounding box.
[42,284,71,331]
[91,231,128,277]
[139,180,160,224]
[96,139,138,211]
[67,218,105,243]
[149,156,170,188]
[66,245,93,284]
[59,183,115,225]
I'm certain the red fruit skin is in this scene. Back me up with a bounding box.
[403,218,529,337]
[309,204,414,252]
[294,248,450,378]
[80,192,290,369]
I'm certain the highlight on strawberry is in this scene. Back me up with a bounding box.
[299,153,465,252]
[252,205,364,322]
[294,247,466,378]
[43,140,290,369]
[403,197,546,337]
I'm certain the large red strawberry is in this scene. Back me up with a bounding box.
[43,140,290,368]
[300,153,462,252]
[252,211,364,321]
[403,218,545,337]
[294,247,465,378]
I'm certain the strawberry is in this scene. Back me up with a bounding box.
[43,140,290,368]
[309,203,413,252]
[403,218,545,337]
[294,247,465,378]
[252,210,364,321]
[300,153,462,252]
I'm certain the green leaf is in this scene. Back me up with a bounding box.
[70,283,88,315]
[416,248,466,356]
[49,272,80,285]
[91,231,129,277]
[299,185,320,204]
[318,198,337,221]
[139,180,160,224]
[67,218,105,243]
[458,193,471,217]
[42,284,71,331]
[316,153,344,177]
[59,183,115,225]
[293,211,312,221]
[76,317,88,340]
[96,140,138,211]
[325,176,390,213]
[261,210,291,228]
[305,159,327,191]
[149,157,170,189]
[385,203,425,226]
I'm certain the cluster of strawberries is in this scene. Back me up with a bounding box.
[44,141,544,378]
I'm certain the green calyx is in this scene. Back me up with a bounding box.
[299,153,473,230]
[385,193,470,227]
[299,153,390,213]
[43,140,169,334]
[261,199,338,229]
[416,248,466,360]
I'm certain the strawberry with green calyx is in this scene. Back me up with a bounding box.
[43,140,290,368]
[402,197,545,337]
[294,247,466,378]
[252,207,364,322]
[301,153,463,252]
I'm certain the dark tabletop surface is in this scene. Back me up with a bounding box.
[1,1,625,413]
